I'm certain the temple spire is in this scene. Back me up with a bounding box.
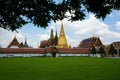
[60,22,65,36]
[49,29,55,46]
[55,29,58,37]
[54,29,58,46]
[57,22,68,48]
[25,37,27,45]
[50,29,54,39]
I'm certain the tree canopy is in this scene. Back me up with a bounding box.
[99,46,106,57]
[0,0,120,31]
[91,46,96,57]
[108,44,115,56]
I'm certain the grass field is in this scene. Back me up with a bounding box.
[0,57,120,80]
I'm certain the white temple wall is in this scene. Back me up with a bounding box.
[0,53,101,58]
[0,53,45,58]
[58,53,89,57]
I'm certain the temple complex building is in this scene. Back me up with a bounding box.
[39,40,49,48]
[78,36,103,49]
[39,22,68,48]
[39,29,58,48]
[1,22,120,58]
[8,36,30,48]
[8,36,21,48]
[111,41,120,57]
[20,38,30,48]
[49,29,58,46]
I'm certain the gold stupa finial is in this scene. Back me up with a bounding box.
[57,22,68,48]
[60,22,65,36]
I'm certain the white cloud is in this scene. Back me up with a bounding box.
[66,36,79,47]
[115,21,120,30]
[37,34,50,41]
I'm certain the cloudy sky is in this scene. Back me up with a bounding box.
[0,9,120,48]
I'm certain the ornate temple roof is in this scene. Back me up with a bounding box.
[78,37,103,48]
[39,40,49,48]
[8,36,30,48]
[8,36,21,48]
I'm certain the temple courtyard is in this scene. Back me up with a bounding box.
[0,57,120,80]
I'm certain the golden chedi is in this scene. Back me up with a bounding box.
[57,22,68,48]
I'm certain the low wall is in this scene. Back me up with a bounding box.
[0,53,45,58]
[0,53,101,58]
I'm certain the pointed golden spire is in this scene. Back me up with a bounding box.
[60,22,65,36]
[57,22,68,48]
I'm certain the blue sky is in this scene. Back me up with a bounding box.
[0,5,120,48]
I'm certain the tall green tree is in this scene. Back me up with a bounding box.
[91,46,96,57]
[108,44,115,57]
[0,0,120,31]
[99,46,106,57]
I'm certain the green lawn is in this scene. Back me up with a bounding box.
[0,57,120,80]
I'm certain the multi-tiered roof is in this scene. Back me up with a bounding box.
[78,37,103,48]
